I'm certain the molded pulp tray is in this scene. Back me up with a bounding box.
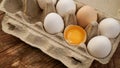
[0,0,120,68]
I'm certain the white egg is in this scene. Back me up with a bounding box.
[99,18,120,38]
[56,0,76,16]
[44,13,64,34]
[87,36,112,58]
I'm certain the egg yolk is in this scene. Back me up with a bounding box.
[64,25,86,45]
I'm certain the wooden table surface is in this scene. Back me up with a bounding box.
[0,11,120,68]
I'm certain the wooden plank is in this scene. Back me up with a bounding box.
[0,10,120,68]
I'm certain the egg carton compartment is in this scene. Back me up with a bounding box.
[0,0,120,68]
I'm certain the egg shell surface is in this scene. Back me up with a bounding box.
[56,0,76,16]
[99,18,120,38]
[87,36,112,58]
[76,5,97,28]
[44,13,64,34]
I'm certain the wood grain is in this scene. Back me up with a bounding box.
[0,10,120,68]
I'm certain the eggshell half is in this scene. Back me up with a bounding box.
[64,25,87,45]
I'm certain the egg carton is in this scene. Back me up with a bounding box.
[0,0,120,68]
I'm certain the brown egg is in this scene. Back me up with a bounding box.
[76,5,97,28]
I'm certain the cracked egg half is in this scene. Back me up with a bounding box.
[64,25,87,45]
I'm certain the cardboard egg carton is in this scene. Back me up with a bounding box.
[0,0,120,68]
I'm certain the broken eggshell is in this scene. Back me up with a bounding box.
[87,36,112,58]
[56,0,76,17]
[44,13,64,34]
[76,5,98,28]
[64,25,87,45]
[99,18,120,38]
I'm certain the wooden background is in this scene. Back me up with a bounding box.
[0,11,120,68]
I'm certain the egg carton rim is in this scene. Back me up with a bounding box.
[0,0,120,66]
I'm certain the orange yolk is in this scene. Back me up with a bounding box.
[64,25,86,45]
